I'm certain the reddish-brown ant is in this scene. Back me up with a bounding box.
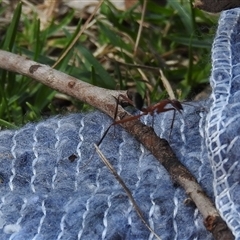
[97,91,183,146]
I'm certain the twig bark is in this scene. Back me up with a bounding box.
[0,50,234,240]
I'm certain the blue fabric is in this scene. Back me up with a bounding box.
[0,8,240,240]
[206,8,240,238]
[0,105,212,240]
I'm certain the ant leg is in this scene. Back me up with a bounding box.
[83,93,143,171]
[113,95,127,120]
[156,107,177,114]
[97,124,113,146]
[98,92,143,146]
[115,91,144,110]
[168,109,176,140]
[155,107,180,140]
[151,113,155,128]
[114,93,135,108]
[97,112,146,146]
[99,95,125,147]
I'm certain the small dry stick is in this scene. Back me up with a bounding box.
[94,144,162,240]
[134,0,147,56]
[159,69,176,100]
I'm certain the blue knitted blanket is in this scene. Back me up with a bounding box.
[0,8,240,240]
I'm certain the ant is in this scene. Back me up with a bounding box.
[97,91,183,146]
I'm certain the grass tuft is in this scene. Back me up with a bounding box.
[0,0,218,128]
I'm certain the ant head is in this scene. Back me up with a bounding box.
[171,100,183,112]
[127,91,144,110]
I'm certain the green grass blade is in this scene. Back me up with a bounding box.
[98,22,131,52]
[168,1,193,34]
[167,35,212,48]
[77,44,116,89]
[0,119,17,129]
[33,18,41,60]
[2,2,22,51]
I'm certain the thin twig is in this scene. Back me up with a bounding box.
[133,0,147,56]
[0,50,234,240]
[107,59,161,71]
[94,144,162,240]
[159,69,176,99]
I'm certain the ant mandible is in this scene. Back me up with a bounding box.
[97,91,183,146]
